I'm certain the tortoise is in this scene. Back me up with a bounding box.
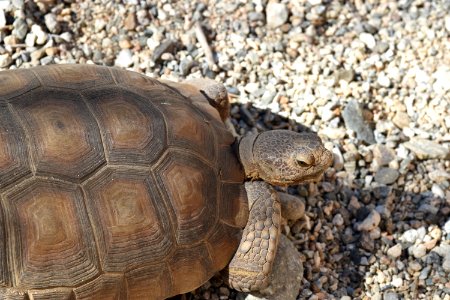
[0,64,333,299]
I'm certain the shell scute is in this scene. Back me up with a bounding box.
[34,64,114,90]
[154,150,218,245]
[0,69,40,102]
[11,88,105,182]
[3,179,99,288]
[82,87,166,166]
[82,167,174,272]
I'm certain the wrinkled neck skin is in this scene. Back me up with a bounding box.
[236,134,260,180]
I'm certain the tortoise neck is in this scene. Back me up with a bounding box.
[238,133,260,180]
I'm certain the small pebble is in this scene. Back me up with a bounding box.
[266,2,288,29]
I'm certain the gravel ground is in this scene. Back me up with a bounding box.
[1,0,450,299]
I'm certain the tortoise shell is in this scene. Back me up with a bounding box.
[0,64,248,299]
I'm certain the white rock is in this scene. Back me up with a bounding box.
[359,32,376,49]
[31,24,48,45]
[417,227,427,241]
[391,276,403,288]
[0,1,10,10]
[114,49,133,68]
[0,53,12,68]
[414,68,430,85]
[24,32,36,47]
[431,184,445,198]
[444,219,450,235]
[411,244,427,258]
[401,228,419,244]
[266,2,288,29]
[445,15,450,32]
[377,72,391,87]
[433,67,450,93]
[332,214,344,226]
[245,82,260,94]
[387,244,402,258]
[332,146,344,170]
[0,8,6,28]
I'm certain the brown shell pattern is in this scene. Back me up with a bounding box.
[0,64,246,299]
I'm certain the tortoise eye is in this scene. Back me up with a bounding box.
[296,160,310,167]
[295,154,315,167]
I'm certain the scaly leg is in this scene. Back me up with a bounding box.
[224,181,281,292]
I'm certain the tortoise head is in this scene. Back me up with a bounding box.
[238,130,333,186]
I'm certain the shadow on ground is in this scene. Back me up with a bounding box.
[174,103,449,300]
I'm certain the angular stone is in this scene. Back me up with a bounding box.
[342,100,375,144]
[387,244,402,258]
[373,144,396,167]
[356,210,380,231]
[252,235,303,300]
[393,111,410,129]
[374,167,399,185]
[403,139,450,160]
[266,2,288,29]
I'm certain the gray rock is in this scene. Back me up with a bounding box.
[419,265,430,280]
[0,53,12,68]
[248,12,265,22]
[433,244,450,258]
[278,193,305,221]
[374,167,399,185]
[114,49,133,68]
[252,235,303,300]
[44,13,60,33]
[443,256,450,272]
[12,18,28,40]
[335,69,355,83]
[411,244,427,258]
[374,42,389,53]
[403,139,450,160]
[152,39,177,62]
[428,170,450,183]
[373,144,396,167]
[342,100,375,144]
[266,2,288,29]
[383,292,399,300]
[40,55,54,65]
[179,59,195,76]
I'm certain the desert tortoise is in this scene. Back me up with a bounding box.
[0,64,332,299]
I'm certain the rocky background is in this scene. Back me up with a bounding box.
[1,0,449,299]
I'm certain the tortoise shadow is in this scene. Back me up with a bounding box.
[182,102,449,299]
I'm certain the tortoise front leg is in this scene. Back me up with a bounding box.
[224,181,281,292]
